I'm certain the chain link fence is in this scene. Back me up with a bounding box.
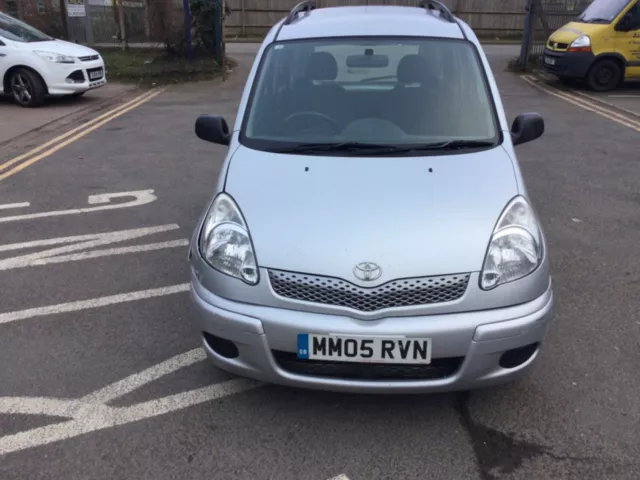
[519,0,593,69]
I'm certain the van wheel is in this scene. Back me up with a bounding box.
[586,59,622,92]
[9,68,47,107]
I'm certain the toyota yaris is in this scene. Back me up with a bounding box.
[188,1,553,393]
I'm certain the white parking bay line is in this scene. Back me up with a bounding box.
[82,348,207,404]
[0,284,190,325]
[0,378,261,456]
[0,202,30,211]
[0,346,263,455]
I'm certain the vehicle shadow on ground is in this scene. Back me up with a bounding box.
[0,94,94,109]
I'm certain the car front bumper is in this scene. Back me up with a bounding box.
[190,273,554,394]
[43,59,107,95]
[542,48,595,79]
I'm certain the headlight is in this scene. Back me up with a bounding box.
[569,35,591,50]
[480,196,543,290]
[34,51,76,64]
[198,193,258,285]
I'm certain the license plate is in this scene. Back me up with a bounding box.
[544,57,556,66]
[89,68,103,80]
[297,334,432,364]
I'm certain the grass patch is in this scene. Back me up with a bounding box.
[98,48,230,85]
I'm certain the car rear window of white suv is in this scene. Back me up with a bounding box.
[241,37,499,151]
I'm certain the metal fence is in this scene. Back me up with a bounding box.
[519,0,592,69]
[4,0,189,45]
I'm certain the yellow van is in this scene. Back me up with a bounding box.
[543,0,640,91]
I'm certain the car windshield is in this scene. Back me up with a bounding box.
[241,37,500,154]
[0,11,52,42]
[577,0,632,23]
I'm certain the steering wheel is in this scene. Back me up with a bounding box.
[283,111,341,134]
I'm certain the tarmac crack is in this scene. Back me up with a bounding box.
[454,391,640,479]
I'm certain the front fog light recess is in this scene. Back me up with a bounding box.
[480,196,543,290]
[199,193,258,285]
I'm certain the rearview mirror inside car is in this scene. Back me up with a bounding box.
[511,113,544,147]
[346,54,389,68]
[195,115,231,146]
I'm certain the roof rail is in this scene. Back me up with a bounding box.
[419,0,467,39]
[284,0,316,26]
[419,0,455,23]
[274,0,316,41]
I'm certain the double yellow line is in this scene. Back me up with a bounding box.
[521,75,640,133]
[0,88,165,182]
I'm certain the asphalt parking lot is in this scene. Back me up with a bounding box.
[1,44,639,480]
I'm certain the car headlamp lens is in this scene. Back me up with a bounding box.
[569,36,591,49]
[480,196,543,290]
[198,193,258,285]
[34,51,76,63]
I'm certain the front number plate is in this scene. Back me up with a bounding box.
[89,68,104,80]
[544,57,556,66]
[297,334,432,364]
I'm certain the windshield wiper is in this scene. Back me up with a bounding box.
[266,140,495,156]
[581,17,611,23]
[412,140,496,150]
[266,142,403,154]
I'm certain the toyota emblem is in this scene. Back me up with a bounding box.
[353,262,382,282]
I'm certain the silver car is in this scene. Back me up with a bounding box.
[188,1,553,393]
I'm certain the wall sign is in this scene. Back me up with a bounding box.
[67,0,86,17]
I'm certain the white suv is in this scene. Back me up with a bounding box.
[0,11,106,107]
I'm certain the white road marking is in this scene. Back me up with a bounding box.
[0,345,262,456]
[82,348,207,404]
[327,475,351,480]
[0,378,261,455]
[0,224,184,270]
[5,240,189,268]
[0,189,157,223]
[0,283,190,325]
[0,202,29,211]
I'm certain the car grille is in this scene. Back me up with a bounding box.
[272,351,463,380]
[268,270,470,312]
[79,54,100,61]
[547,41,568,51]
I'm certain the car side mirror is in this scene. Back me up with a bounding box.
[511,113,544,147]
[195,115,231,146]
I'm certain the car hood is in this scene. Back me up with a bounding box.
[22,39,98,57]
[225,144,519,283]
[548,22,606,45]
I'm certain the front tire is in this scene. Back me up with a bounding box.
[586,59,622,92]
[9,68,47,107]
